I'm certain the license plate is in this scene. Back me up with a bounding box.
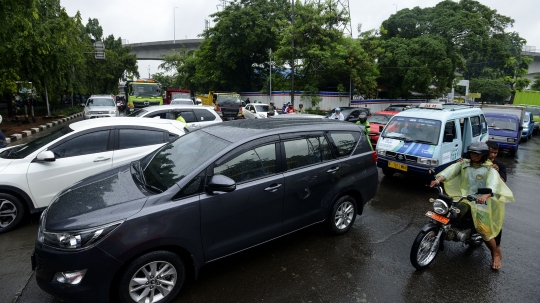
[425,211,450,224]
[388,161,408,171]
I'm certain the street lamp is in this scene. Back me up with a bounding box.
[174,7,178,43]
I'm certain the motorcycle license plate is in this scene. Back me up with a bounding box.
[388,161,408,171]
[425,211,450,224]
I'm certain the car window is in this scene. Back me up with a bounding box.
[173,172,205,200]
[179,110,197,123]
[146,111,167,119]
[471,116,481,137]
[193,108,217,122]
[214,144,277,183]
[328,131,360,157]
[284,137,332,170]
[444,120,457,141]
[480,115,488,134]
[1,126,73,159]
[51,130,110,158]
[118,129,165,150]
[87,98,115,107]
[349,111,359,118]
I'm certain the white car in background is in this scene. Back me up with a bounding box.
[0,118,186,234]
[243,103,274,119]
[83,94,119,119]
[170,98,194,105]
[127,104,222,131]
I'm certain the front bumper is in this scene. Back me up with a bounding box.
[83,113,116,119]
[133,101,161,108]
[33,242,123,303]
[496,142,518,151]
[377,157,451,180]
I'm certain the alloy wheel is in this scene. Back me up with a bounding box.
[0,200,17,228]
[128,261,177,303]
[334,201,354,230]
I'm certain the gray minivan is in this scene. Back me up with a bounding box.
[33,118,378,303]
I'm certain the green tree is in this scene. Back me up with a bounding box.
[194,0,289,92]
[159,48,199,91]
[531,75,540,91]
[470,78,511,103]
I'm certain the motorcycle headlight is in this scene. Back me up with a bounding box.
[433,199,449,215]
[42,221,122,251]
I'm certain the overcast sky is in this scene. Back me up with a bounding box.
[60,0,540,78]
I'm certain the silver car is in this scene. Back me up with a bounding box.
[83,95,119,119]
[127,104,222,132]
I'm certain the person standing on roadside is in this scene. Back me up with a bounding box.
[297,104,306,114]
[268,101,277,112]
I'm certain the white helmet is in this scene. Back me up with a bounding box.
[0,114,3,124]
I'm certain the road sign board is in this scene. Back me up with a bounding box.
[95,51,106,59]
[468,93,481,98]
[93,41,105,51]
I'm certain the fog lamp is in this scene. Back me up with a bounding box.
[54,269,87,285]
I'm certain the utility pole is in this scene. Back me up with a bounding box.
[291,0,295,105]
[174,7,178,43]
[148,65,150,78]
[269,49,272,102]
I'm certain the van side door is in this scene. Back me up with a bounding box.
[440,119,461,169]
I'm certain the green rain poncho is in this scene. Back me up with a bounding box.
[436,159,515,241]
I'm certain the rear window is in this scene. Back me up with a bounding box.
[193,108,217,122]
[87,98,115,107]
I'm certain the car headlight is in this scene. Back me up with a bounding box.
[41,221,122,251]
[507,138,516,142]
[110,110,117,114]
[433,199,449,215]
[523,126,528,130]
[417,157,439,166]
[37,208,48,243]
[377,149,386,156]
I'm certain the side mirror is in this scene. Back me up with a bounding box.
[206,174,236,193]
[443,134,454,143]
[36,150,55,162]
[476,188,492,195]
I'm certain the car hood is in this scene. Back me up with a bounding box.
[46,164,147,231]
[0,157,12,172]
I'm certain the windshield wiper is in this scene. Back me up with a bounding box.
[131,161,163,193]
[384,135,405,140]
[407,139,435,145]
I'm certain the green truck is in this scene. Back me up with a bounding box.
[513,91,540,134]
[124,79,163,112]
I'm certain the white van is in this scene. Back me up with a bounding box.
[376,103,488,180]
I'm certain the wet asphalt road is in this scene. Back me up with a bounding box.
[2,121,539,303]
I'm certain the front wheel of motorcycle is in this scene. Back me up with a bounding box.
[410,226,441,270]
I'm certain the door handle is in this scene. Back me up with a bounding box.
[264,183,282,192]
[93,157,111,162]
[327,167,340,173]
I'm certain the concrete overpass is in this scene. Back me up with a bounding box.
[127,39,540,78]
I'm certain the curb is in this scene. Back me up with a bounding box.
[6,113,83,144]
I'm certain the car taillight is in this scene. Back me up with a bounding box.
[215,105,223,116]
[371,151,378,163]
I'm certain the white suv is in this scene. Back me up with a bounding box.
[83,95,119,119]
[128,105,221,132]
[0,118,186,233]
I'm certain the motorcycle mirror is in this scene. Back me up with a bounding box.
[476,188,492,195]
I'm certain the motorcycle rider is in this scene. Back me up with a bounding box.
[430,142,514,269]
[356,112,370,135]
[285,103,297,114]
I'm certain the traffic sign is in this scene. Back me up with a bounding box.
[93,41,105,51]
[468,93,481,98]
[95,51,106,59]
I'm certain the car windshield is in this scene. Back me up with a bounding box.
[368,114,391,124]
[486,116,517,131]
[384,106,408,111]
[131,84,161,97]
[171,100,193,105]
[325,108,352,117]
[171,92,190,99]
[87,98,115,107]
[255,105,269,112]
[128,109,148,117]
[524,106,540,115]
[381,116,442,145]
[142,130,230,191]
[217,95,241,107]
[0,126,73,159]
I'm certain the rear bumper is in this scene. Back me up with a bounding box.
[83,114,116,119]
[496,142,518,151]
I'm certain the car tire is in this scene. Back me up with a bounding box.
[0,193,25,234]
[118,251,186,303]
[382,169,394,177]
[328,195,357,235]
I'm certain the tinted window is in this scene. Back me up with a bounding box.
[254,105,269,112]
[118,129,164,150]
[87,98,114,107]
[214,144,276,183]
[146,111,167,119]
[174,173,205,200]
[1,126,73,159]
[179,110,197,123]
[471,116,481,137]
[444,121,457,141]
[284,138,322,170]
[51,130,110,158]
[328,132,360,157]
[480,115,488,134]
[193,108,216,122]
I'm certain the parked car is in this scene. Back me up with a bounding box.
[83,95,119,119]
[521,111,535,141]
[170,98,194,105]
[367,110,399,147]
[127,105,221,131]
[243,103,272,119]
[33,118,378,303]
[383,104,411,112]
[515,104,540,135]
[324,107,371,123]
[0,118,186,234]
[272,113,325,119]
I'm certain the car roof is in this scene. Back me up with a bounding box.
[395,105,484,120]
[89,95,113,99]
[272,114,324,119]
[140,105,214,112]
[202,118,360,143]
[69,117,185,132]
[171,98,193,101]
